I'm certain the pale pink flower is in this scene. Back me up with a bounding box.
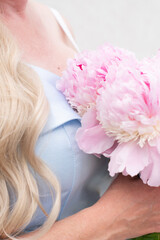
[57,43,137,116]
[96,54,160,186]
[75,107,116,156]
[58,41,160,187]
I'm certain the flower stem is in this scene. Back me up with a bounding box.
[131,233,160,240]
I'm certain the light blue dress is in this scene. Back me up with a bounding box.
[20,65,115,233]
[9,8,116,234]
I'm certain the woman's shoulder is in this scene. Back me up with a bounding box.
[23,0,78,76]
[33,1,77,51]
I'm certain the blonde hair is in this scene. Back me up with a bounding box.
[0,19,61,239]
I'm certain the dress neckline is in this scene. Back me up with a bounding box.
[25,7,80,79]
[27,63,61,78]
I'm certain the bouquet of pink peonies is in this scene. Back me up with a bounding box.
[57,43,160,239]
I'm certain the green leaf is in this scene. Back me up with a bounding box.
[131,233,160,240]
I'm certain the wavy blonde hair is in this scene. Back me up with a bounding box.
[0,19,61,240]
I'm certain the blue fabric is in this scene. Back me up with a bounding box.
[14,65,115,232]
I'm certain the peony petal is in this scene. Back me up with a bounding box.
[149,136,160,153]
[76,124,115,154]
[103,141,118,157]
[140,163,153,185]
[109,141,150,177]
[76,107,115,154]
[140,148,160,187]
[80,107,98,128]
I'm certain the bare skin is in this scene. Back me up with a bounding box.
[0,0,77,76]
[19,175,160,240]
[1,0,160,239]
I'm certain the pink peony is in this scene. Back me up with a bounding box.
[58,41,160,187]
[57,43,137,116]
[75,107,116,156]
[96,53,160,187]
[75,49,138,161]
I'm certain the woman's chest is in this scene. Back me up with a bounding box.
[20,31,76,76]
[6,5,76,76]
[21,35,76,76]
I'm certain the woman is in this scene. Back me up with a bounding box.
[1,0,160,239]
